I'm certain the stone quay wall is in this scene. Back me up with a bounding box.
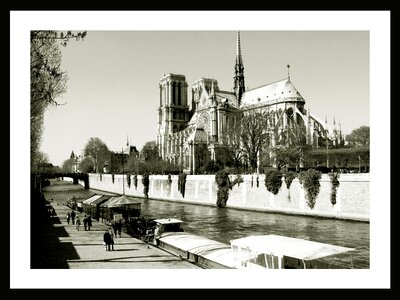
[85,173,369,222]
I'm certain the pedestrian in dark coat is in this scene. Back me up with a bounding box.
[66,212,71,224]
[111,220,117,237]
[103,230,113,251]
[71,211,76,225]
[87,216,92,231]
[109,229,115,250]
[76,217,81,231]
[83,215,88,231]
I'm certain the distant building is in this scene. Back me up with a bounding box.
[156,32,344,173]
[70,150,81,172]
[108,139,139,173]
[37,162,54,173]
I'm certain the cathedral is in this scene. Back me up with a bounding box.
[156,32,343,174]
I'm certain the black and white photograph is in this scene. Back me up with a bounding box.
[10,11,390,289]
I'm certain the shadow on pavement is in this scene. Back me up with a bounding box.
[69,255,181,263]
[50,216,62,225]
[31,189,79,269]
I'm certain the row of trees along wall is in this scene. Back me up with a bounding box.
[56,117,369,177]
[87,171,369,222]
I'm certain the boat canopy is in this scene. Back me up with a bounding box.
[107,195,142,208]
[82,194,103,205]
[230,235,355,261]
[89,195,112,206]
[154,218,183,225]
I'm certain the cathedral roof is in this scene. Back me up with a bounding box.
[215,90,238,107]
[241,78,304,106]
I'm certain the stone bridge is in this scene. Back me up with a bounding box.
[33,172,90,189]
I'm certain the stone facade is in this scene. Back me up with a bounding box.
[156,32,344,174]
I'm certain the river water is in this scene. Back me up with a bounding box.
[41,180,369,268]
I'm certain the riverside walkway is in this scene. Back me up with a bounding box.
[32,201,200,269]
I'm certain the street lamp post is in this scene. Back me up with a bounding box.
[180,135,183,173]
[94,147,99,173]
[326,133,329,169]
[121,148,125,195]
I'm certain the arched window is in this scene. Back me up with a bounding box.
[172,82,176,105]
[178,82,182,105]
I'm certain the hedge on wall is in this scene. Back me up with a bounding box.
[178,173,187,198]
[298,169,322,209]
[329,172,340,205]
[215,169,243,208]
[264,168,283,195]
[126,174,131,188]
[133,174,138,190]
[167,174,172,185]
[236,174,243,187]
[283,171,297,189]
[141,173,149,198]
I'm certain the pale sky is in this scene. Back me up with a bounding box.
[40,30,369,166]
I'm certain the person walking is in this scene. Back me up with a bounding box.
[66,212,71,225]
[87,216,92,231]
[71,210,76,225]
[76,216,81,231]
[111,220,117,238]
[83,215,88,231]
[116,220,122,238]
[103,229,112,251]
[109,228,115,250]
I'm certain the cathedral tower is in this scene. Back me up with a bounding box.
[233,31,245,106]
[156,73,189,159]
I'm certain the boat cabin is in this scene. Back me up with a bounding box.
[153,218,184,237]
[151,218,184,246]
[230,234,355,269]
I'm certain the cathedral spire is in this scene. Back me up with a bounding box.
[236,31,243,66]
[234,31,245,107]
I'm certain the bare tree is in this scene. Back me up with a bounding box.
[220,112,246,171]
[346,126,370,147]
[32,151,50,173]
[220,109,274,173]
[272,121,310,170]
[31,31,87,170]
[61,158,76,173]
[240,109,271,172]
[79,156,95,173]
[141,141,160,161]
[83,137,110,173]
